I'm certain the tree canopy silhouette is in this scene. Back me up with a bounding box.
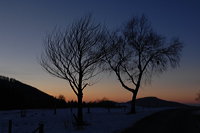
[105,15,183,113]
[40,15,106,124]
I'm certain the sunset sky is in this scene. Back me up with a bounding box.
[0,0,199,104]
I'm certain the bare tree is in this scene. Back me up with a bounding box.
[105,15,183,113]
[40,15,106,124]
[195,91,200,101]
[57,95,66,102]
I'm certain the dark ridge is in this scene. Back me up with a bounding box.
[134,96,189,108]
[0,75,67,110]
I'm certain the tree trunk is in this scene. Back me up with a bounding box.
[130,92,137,114]
[77,92,83,124]
[130,72,141,114]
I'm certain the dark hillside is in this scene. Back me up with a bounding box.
[0,75,66,110]
[135,97,188,108]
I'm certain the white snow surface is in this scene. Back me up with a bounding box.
[0,107,169,133]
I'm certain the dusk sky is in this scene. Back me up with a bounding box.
[0,0,199,104]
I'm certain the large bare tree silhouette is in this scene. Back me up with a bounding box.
[40,15,106,124]
[105,15,183,113]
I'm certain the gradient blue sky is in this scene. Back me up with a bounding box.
[0,0,199,104]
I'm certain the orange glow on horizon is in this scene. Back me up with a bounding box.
[24,74,198,105]
[42,85,197,105]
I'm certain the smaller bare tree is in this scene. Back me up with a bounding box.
[40,15,106,124]
[195,91,200,101]
[57,95,66,102]
[105,15,183,113]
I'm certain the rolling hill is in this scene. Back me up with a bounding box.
[135,97,188,108]
[0,75,66,110]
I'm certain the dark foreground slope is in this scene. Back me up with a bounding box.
[0,75,66,110]
[122,108,200,133]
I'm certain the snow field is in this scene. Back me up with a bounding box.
[0,107,169,133]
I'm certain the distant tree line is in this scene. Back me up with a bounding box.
[66,98,121,108]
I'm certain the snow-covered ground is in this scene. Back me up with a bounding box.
[0,107,170,133]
